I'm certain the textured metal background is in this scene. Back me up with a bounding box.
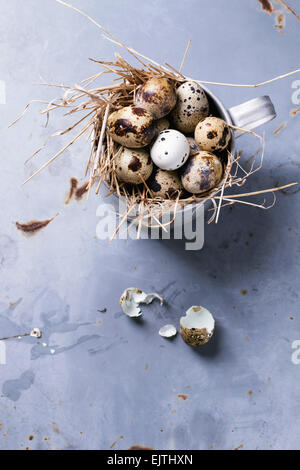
[0,0,300,450]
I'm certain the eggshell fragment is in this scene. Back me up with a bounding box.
[180,306,215,347]
[107,105,156,148]
[120,288,164,318]
[30,328,42,338]
[148,168,183,199]
[172,81,209,133]
[181,151,223,194]
[151,130,190,170]
[135,78,177,119]
[159,324,177,338]
[115,148,153,184]
[195,116,231,152]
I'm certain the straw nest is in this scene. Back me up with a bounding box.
[12,0,298,238]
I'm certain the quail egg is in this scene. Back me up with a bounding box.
[180,306,215,347]
[135,78,177,119]
[107,105,156,148]
[186,137,201,156]
[172,81,209,133]
[181,151,223,194]
[148,168,183,199]
[150,130,190,171]
[195,116,231,152]
[115,147,153,184]
[155,117,170,134]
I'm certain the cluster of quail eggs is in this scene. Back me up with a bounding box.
[107,77,231,198]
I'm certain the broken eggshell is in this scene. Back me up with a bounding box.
[120,288,164,318]
[180,306,215,346]
[30,328,42,339]
[159,324,177,338]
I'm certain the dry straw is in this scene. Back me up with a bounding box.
[13,0,298,238]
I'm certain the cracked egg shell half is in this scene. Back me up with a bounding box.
[148,168,183,199]
[181,151,223,194]
[172,81,209,133]
[180,306,215,347]
[135,78,177,119]
[115,147,153,184]
[107,105,156,148]
[151,130,190,171]
[195,116,231,152]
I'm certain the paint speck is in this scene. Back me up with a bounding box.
[52,423,59,434]
[16,215,58,236]
[291,106,300,117]
[248,390,253,396]
[128,445,154,450]
[273,122,287,136]
[110,435,124,449]
[234,444,244,451]
[177,394,188,401]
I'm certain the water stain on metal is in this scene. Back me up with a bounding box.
[2,370,35,402]
[128,445,154,450]
[16,215,58,236]
[178,394,188,401]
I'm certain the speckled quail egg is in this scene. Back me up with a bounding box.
[180,306,215,347]
[181,151,223,194]
[148,168,183,199]
[155,117,170,134]
[186,137,201,156]
[195,116,231,152]
[135,78,177,119]
[172,81,209,133]
[107,105,156,148]
[115,147,153,184]
[150,130,190,171]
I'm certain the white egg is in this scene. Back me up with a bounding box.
[150,130,190,170]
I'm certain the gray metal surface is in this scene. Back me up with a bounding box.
[0,0,300,450]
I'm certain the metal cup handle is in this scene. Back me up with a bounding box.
[228,96,276,137]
